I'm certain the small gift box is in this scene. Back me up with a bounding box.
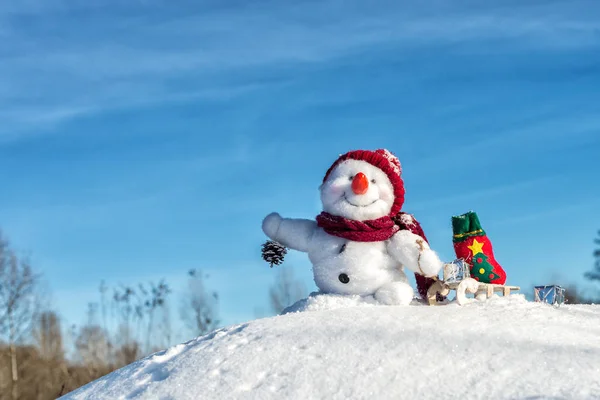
[534,285,566,305]
[443,259,470,284]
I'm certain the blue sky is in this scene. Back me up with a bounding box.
[0,0,599,339]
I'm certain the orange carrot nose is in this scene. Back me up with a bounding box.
[352,172,369,195]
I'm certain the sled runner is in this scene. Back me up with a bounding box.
[426,260,519,305]
[427,279,520,306]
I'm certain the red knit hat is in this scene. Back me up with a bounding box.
[323,149,405,216]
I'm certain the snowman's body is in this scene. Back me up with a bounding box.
[309,229,408,296]
[263,151,442,305]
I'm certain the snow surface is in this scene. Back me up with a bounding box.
[63,294,600,400]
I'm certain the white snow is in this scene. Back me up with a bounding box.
[63,295,600,400]
[379,148,402,175]
[399,212,415,227]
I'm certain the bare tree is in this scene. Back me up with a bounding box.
[99,280,109,334]
[74,324,111,369]
[111,286,143,365]
[33,311,63,361]
[180,269,219,337]
[269,267,305,315]
[586,230,600,282]
[158,300,172,350]
[0,232,37,400]
[580,230,600,303]
[140,280,171,353]
[563,284,593,305]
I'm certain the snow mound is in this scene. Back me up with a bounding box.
[63,296,600,400]
[282,292,380,313]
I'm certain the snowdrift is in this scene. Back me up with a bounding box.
[63,295,600,400]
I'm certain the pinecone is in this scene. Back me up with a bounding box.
[261,240,287,267]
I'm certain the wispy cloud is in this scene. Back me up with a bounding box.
[409,111,600,176]
[0,72,276,137]
[409,174,565,211]
[491,198,600,227]
[1,0,600,137]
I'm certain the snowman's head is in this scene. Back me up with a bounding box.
[320,150,405,221]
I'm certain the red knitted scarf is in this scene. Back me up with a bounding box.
[315,212,401,242]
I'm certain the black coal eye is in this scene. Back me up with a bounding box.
[371,179,376,183]
[338,273,350,284]
[349,175,354,181]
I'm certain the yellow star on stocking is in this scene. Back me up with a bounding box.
[468,239,485,256]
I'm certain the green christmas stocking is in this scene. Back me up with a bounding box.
[452,211,507,285]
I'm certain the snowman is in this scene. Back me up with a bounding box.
[262,149,443,305]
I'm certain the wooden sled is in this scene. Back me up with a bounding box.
[427,278,520,306]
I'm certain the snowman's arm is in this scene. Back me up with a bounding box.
[262,212,317,253]
[387,230,443,278]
